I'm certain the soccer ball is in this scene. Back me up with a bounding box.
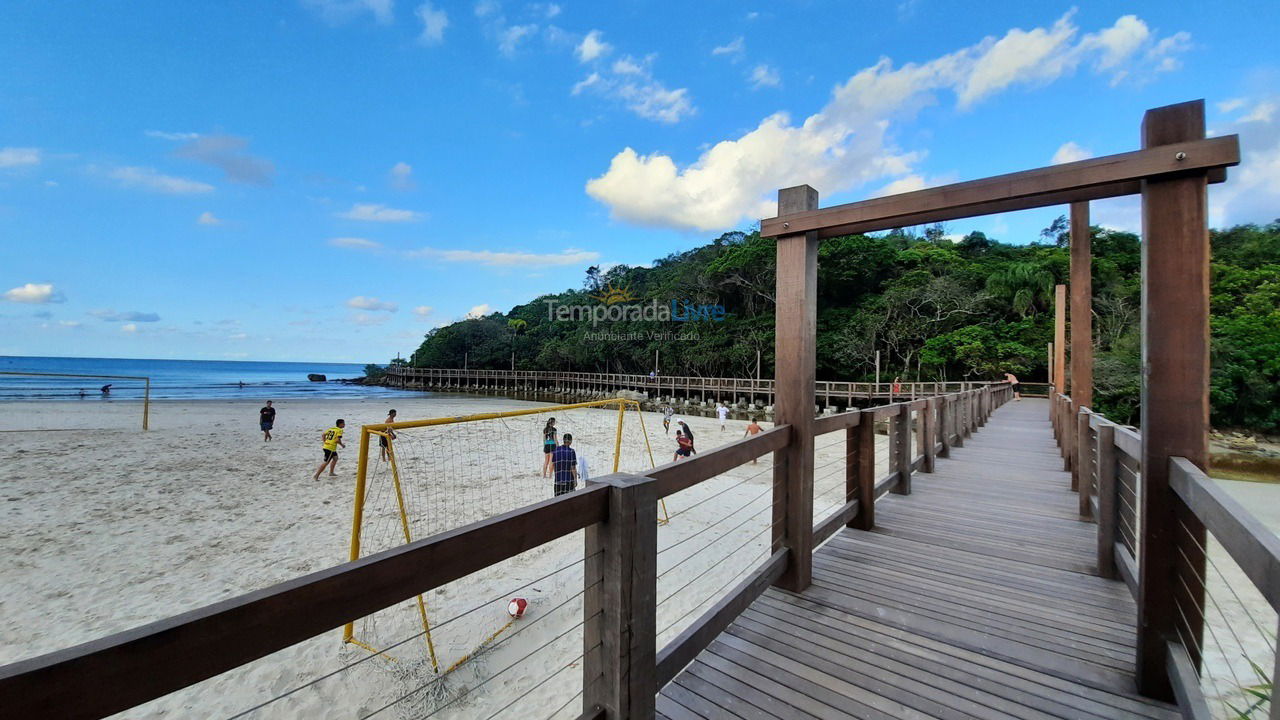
[507,598,528,618]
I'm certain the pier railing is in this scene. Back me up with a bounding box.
[0,384,1009,719]
[1053,389,1279,718]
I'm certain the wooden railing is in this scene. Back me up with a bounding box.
[0,383,1009,719]
[1054,390,1280,718]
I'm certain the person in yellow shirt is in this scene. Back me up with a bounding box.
[313,419,346,480]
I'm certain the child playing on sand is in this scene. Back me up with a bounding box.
[259,401,275,442]
[673,430,695,461]
[379,409,397,461]
[743,417,763,463]
[551,433,578,496]
[716,402,729,431]
[676,420,694,451]
[313,419,345,480]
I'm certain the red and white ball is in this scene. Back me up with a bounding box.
[507,597,529,619]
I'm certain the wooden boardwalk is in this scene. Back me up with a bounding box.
[657,399,1179,720]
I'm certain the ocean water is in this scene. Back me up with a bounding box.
[0,356,409,400]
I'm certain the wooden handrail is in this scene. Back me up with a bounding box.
[646,425,791,499]
[0,484,611,720]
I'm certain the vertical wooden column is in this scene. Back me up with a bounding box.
[1070,202,1094,411]
[584,473,657,719]
[850,410,877,530]
[1054,284,1067,400]
[953,394,965,447]
[1096,423,1118,579]
[893,406,912,494]
[922,398,938,472]
[772,184,818,592]
[937,396,952,458]
[1136,99,1210,699]
[1077,410,1093,519]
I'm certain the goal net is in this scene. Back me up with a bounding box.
[342,396,661,678]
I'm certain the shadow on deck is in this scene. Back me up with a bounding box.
[657,398,1179,719]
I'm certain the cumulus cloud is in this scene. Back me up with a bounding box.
[145,130,199,141]
[302,0,394,25]
[197,211,223,225]
[585,11,1191,231]
[749,64,781,89]
[346,296,399,312]
[466,304,493,318]
[59,320,82,328]
[1217,98,1247,114]
[532,3,560,19]
[413,305,434,317]
[415,2,448,44]
[329,236,383,250]
[711,36,745,60]
[873,175,928,197]
[1209,95,1280,228]
[572,55,693,124]
[351,312,391,326]
[173,133,274,186]
[1052,141,1093,164]
[90,309,161,322]
[389,161,415,190]
[498,24,537,56]
[4,283,64,304]
[109,166,213,194]
[121,323,139,334]
[411,247,600,267]
[576,30,611,63]
[337,203,422,222]
[0,147,40,168]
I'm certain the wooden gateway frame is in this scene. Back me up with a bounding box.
[760,99,1237,699]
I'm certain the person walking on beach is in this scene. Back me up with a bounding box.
[551,433,578,496]
[313,419,345,480]
[743,417,763,463]
[259,400,276,442]
[1004,372,1022,401]
[716,402,729,431]
[379,409,397,461]
[662,405,674,434]
[541,418,558,478]
[673,430,695,461]
[676,420,695,452]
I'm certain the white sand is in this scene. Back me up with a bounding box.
[0,395,887,719]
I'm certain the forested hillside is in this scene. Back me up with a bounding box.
[402,221,1280,432]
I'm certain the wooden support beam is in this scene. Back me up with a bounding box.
[1096,424,1118,579]
[771,185,818,592]
[850,409,877,530]
[1077,410,1093,520]
[1135,99,1211,700]
[1070,201,1094,410]
[937,396,951,458]
[760,137,1237,239]
[584,474,657,719]
[922,398,937,472]
[1054,284,1067,401]
[893,406,912,494]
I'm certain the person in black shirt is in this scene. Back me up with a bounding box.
[259,401,276,442]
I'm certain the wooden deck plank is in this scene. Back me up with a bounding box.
[658,398,1178,718]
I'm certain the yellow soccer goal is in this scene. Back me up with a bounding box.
[341,396,666,675]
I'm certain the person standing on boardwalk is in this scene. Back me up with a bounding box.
[1004,372,1022,401]
[716,402,729,431]
[313,419,345,480]
[662,405,675,434]
[551,433,578,496]
[743,417,763,463]
[379,409,397,461]
[259,400,275,442]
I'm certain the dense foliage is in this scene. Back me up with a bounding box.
[404,222,1280,432]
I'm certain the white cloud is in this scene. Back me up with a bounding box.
[572,55,694,124]
[1240,101,1276,125]
[389,161,415,190]
[749,64,781,89]
[413,305,434,317]
[1217,98,1246,114]
[585,11,1191,231]
[90,309,160,322]
[0,147,40,168]
[59,320,82,328]
[4,283,64,304]
[302,0,394,25]
[474,0,499,17]
[415,2,448,44]
[412,247,601,267]
[712,37,745,59]
[108,166,213,194]
[351,312,391,326]
[1051,141,1093,164]
[337,203,422,222]
[532,3,560,19]
[346,296,399,312]
[498,23,538,56]
[121,323,138,334]
[197,211,223,225]
[1209,95,1280,228]
[145,130,199,141]
[874,175,928,197]
[466,304,493,318]
[173,133,274,186]
[576,30,611,63]
[329,236,383,250]
[228,332,249,340]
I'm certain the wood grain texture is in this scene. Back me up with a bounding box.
[1071,201,1094,410]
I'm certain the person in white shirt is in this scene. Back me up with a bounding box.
[716,403,729,431]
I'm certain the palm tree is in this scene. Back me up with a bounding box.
[985,262,1055,317]
[507,318,527,370]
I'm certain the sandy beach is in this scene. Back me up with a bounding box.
[0,394,887,719]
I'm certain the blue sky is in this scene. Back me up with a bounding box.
[2,1,1277,363]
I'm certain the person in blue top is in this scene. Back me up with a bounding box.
[551,433,578,496]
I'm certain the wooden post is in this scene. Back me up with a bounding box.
[937,396,951,458]
[1136,99,1210,699]
[952,394,965,448]
[771,185,818,592]
[1096,423,1118,579]
[584,473,657,719]
[893,405,911,494]
[1077,409,1093,519]
[922,398,937,472]
[850,410,876,530]
[1071,201,1093,413]
[1054,284,1067,400]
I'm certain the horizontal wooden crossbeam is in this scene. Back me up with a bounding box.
[761,135,1239,239]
